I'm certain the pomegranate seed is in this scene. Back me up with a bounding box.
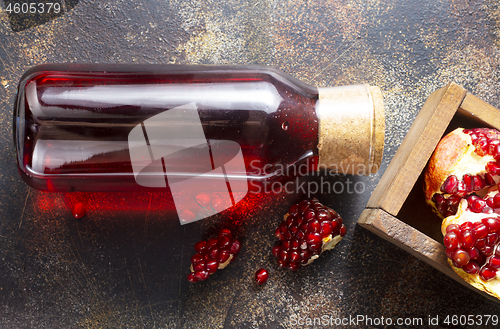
[460,222,474,231]
[320,221,334,237]
[488,256,500,268]
[493,193,500,208]
[275,228,285,241]
[487,233,499,246]
[479,266,497,281]
[494,145,500,159]
[486,161,500,175]
[483,217,500,232]
[470,199,487,213]
[306,233,322,245]
[217,236,232,249]
[307,220,321,234]
[452,249,470,267]
[192,262,206,272]
[473,175,486,191]
[218,229,233,240]
[217,250,230,264]
[467,247,480,260]
[463,174,474,192]
[472,223,488,239]
[207,248,218,260]
[462,261,480,274]
[191,254,204,264]
[476,139,489,156]
[445,248,455,260]
[308,242,322,251]
[444,232,459,249]
[446,224,460,234]
[447,195,461,206]
[489,139,500,155]
[340,224,347,237]
[300,248,312,257]
[316,209,332,222]
[296,231,305,240]
[229,240,241,255]
[298,200,310,214]
[304,209,316,221]
[441,175,458,194]
[206,238,218,250]
[480,245,494,256]
[187,272,198,283]
[476,237,487,249]
[206,260,218,274]
[486,174,497,187]
[193,270,210,281]
[255,268,269,284]
[487,197,495,208]
[194,241,207,254]
[288,262,301,270]
[290,251,301,262]
[279,249,289,262]
[282,240,291,251]
[289,204,299,216]
[72,202,86,219]
[459,231,476,249]
[456,181,467,197]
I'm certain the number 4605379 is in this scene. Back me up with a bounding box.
[4,2,61,14]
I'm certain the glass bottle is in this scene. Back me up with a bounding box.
[13,64,384,222]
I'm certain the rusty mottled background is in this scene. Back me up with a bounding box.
[2,0,500,328]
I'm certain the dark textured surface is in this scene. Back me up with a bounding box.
[2,0,500,328]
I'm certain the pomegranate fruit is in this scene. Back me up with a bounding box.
[272,198,346,270]
[187,229,241,282]
[425,127,500,299]
[424,128,500,218]
[441,188,500,299]
[255,268,269,284]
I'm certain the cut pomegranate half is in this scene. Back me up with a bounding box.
[272,198,346,270]
[187,229,240,282]
[425,127,500,299]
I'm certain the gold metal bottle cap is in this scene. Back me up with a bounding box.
[316,84,385,175]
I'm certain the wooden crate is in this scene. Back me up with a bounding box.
[358,82,500,302]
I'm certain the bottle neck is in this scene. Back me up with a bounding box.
[316,84,385,175]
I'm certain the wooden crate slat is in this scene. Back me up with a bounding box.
[367,82,467,215]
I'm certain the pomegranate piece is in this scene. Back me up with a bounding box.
[255,268,269,284]
[426,128,500,299]
[272,198,346,270]
[187,229,240,282]
[425,128,500,218]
